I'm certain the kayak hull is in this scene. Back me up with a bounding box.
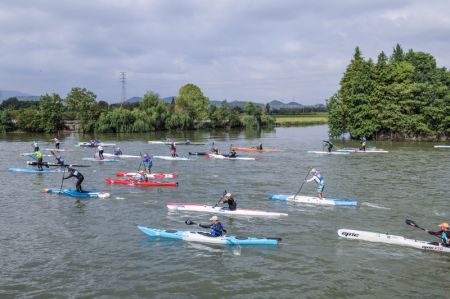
[82,158,121,162]
[269,194,358,206]
[103,153,140,159]
[207,153,260,161]
[8,167,63,173]
[105,178,178,187]
[307,151,350,155]
[337,229,450,253]
[115,172,177,179]
[26,161,88,167]
[167,203,288,217]
[44,188,110,198]
[137,226,280,245]
[232,147,284,153]
[434,145,450,148]
[153,156,191,161]
[336,147,388,153]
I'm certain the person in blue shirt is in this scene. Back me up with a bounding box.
[305,168,325,199]
[143,154,153,174]
[114,147,123,156]
[198,215,226,237]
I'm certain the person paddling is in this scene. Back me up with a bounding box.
[97,145,104,160]
[219,193,237,211]
[143,154,153,173]
[305,168,325,199]
[55,155,64,165]
[114,147,123,156]
[169,142,177,157]
[32,148,45,171]
[53,138,60,149]
[64,167,84,193]
[256,143,263,150]
[32,141,39,152]
[229,148,237,158]
[360,136,367,151]
[425,222,450,246]
[323,140,334,152]
[198,216,227,237]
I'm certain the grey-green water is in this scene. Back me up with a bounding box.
[1,126,449,298]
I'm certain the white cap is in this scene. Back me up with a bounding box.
[225,193,231,197]
[310,168,317,173]
[209,215,219,221]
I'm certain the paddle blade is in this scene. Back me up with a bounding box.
[406,219,417,227]
[185,219,195,225]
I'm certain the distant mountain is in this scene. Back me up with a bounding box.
[125,96,174,104]
[0,90,40,101]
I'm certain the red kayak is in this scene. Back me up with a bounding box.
[115,172,177,179]
[105,178,178,187]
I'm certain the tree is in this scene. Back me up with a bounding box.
[64,87,100,132]
[174,84,209,127]
[39,93,63,133]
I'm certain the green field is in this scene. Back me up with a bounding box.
[274,113,328,126]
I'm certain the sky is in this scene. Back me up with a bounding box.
[1,0,450,104]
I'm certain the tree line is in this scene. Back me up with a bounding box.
[0,83,275,133]
[327,44,449,140]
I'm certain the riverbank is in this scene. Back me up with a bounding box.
[274,113,328,126]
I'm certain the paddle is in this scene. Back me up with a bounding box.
[139,152,144,172]
[293,168,312,199]
[185,219,227,234]
[406,219,427,231]
[59,166,66,195]
[214,190,227,208]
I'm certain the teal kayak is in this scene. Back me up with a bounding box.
[137,226,280,245]
[8,168,63,173]
[44,188,110,199]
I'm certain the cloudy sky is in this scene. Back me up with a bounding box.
[1,0,449,104]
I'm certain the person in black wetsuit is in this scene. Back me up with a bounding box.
[323,140,334,152]
[229,149,237,158]
[64,167,84,193]
[55,155,64,165]
[220,193,237,211]
[256,143,263,150]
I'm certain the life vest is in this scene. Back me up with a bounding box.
[210,223,225,237]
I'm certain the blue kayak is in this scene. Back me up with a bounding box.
[8,168,63,173]
[137,226,280,245]
[269,194,358,206]
[44,188,110,199]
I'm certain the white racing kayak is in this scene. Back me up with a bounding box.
[269,194,358,206]
[434,145,450,148]
[153,155,192,161]
[103,153,140,159]
[337,229,450,253]
[207,153,260,161]
[307,151,350,155]
[167,203,288,217]
[75,142,116,147]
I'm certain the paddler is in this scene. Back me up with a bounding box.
[256,143,263,150]
[55,154,64,165]
[425,222,450,245]
[323,140,334,152]
[32,148,45,171]
[143,154,153,173]
[198,215,227,237]
[53,137,60,149]
[132,171,148,182]
[360,136,367,151]
[97,145,104,160]
[229,148,237,158]
[169,142,177,157]
[220,193,237,211]
[305,168,325,199]
[32,141,39,152]
[114,147,123,156]
[64,167,84,193]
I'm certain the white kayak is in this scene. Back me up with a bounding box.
[167,203,288,217]
[207,153,260,161]
[336,147,388,153]
[103,153,141,159]
[75,142,116,147]
[148,141,206,145]
[434,145,450,148]
[338,229,450,253]
[269,194,358,206]
[153,155,192,161]
[307,151,350,155]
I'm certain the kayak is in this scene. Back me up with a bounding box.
[8,167,63,173]
[207,153,260,161]
[167,203,288,217]
[82,157,121,162]
[26,161,89,167]
[20,153,52,157]
[434,145,450,148]
[337,229,450,253]
[336,147,388,153]
[105,178,178,187]
[268,194,358,206]
[307,151,350,155]
[137,226,280,245]
[232,147,284,153]
[148,141,206,145]
[153,156,192,161]
[44,188,110,199]
[115,172,177,179]
[189,152,208,156]
[75,142,116,147]
[103,153,140,159]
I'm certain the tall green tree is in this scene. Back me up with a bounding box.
[174,84,209,127]
[39,93,63,133]
[64,87,100,132]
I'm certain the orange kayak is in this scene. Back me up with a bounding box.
[232,147,284,153]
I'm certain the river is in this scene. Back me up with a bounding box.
[0,125,449,298]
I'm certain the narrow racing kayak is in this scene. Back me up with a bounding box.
[167,203,288,217]
[137,226,280,245]
[82,157,121,162]
[105,178,178,187]
[75,142,116,147]
[148,141,206,145]
[44,188,110,199]
[152,156,192,161]
[337,229,450,253]
[307,151,350,155]
[20,153,52,157]
[8,167,63,173]
[336,147,388,153]
[232,147,284,153]
[103,153,140,159]
[269,194,358,206]
[434,145,450,148]
[115,172,177,179]
[207,153,260,161]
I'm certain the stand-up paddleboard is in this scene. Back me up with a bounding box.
[82,157,121,162]
[167,203,288,217]
[103,153,140,159]
[20,153,52,157]
[269,194,358,206]
[337,229,450,253]
[44,188,110,199]
[41,148,73,152]
[137,226,280,245]
[8,168,63,173]
[434,145,450,148]
[336,147,388,153]
[75,142,116,147]
[207,153,260,161]
[152,156,192,161]
[148,141,206,145]
[232,147,284,153]
[115,172,177,179]
[307,151,350,155]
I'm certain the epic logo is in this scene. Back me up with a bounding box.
[341,231,359,237]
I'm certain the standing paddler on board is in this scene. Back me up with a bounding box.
[169,142,177,157]
[323,140,334,152]
[97,144,104,160]
[63,167,84,193]
[360,136,367,151]
[31,147,46,171]
[142,154,153,174]
[53,137,60,149]
[305,168,325,200]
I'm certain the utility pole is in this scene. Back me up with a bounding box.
[120,72,127,103]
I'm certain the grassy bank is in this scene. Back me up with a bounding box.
[274,113,328,127]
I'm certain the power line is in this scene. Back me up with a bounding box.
[120,72,127,102]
